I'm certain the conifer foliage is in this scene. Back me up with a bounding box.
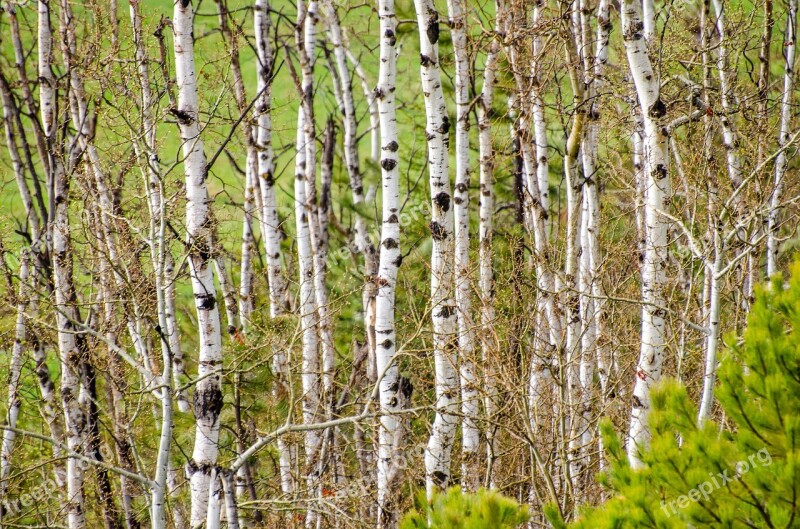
[549,262,800,528]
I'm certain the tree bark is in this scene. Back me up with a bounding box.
[172,1,225,523]
[412,0,459,499]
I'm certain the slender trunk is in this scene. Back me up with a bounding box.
[374,0,404,523]
[344,45,380,162]
[445,0,479,491]
[478,0,502,489]
[214,251,241,337]
[0,252,30,526]
[767,0,796,277]
[578,0,611,476]
[697,245,723,424]
[254,0,295,497]
[711,0,743,190]
[622,0,671,468]
[172,1,225,523]
[413,0,459,499]
[562,9,587,495]
[216,0,257,331]
[296,3,325,524]
[221,470,241,529]
[53,160,88,529]
[294,108,322,526]
[206,468,222,529]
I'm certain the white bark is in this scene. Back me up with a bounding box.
[321,0,369,251]
[446,0,479,491]
[711,0,743,190]
[345,46,380,162]
[697,247,723,425]
[39,0,56,141]
[221,470,241,529]
[254,0,295,497]
[294,108,322,525]
[53,6,91,525]
[302,1,336,439]
[53,160,88,529]
[296,3,326,523]
[532,0,550,216]
[240,152,257,329]
[577,0,612,475]
[172,1,225,523]
[621,0,671,468]
[767,0,796,277]
[216,0,257,331]
[562,12,587,492]
[478,0,502,488]
[206,468,222,529]
[0,252,30,524]
[374,0,403,523]
[34,0,67,492]
[413,0,459,498]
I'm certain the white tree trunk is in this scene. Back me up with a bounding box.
[173,2,225,523]
[0,252,30,525]
[711,0,743,190]
[577,0,611,474]
[621,0,671,468]
[294,108,322,526]
[35,0,68,493]
[478,0,502,488]
[321,0,369,251]
[413,0,459,499]
[254,0,295,497]
[446,0,479,492]
[374,0,403,524]
[767,0,796,277]
[53,161,88,529]
[345,46,380,162]
[697,247,723,424]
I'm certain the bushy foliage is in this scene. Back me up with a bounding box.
[548,262,800,528]
[400,487,530,529]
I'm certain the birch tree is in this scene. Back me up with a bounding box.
[412,0,459,499]
[621,0,671,467]
[374,0,405,523]
[172,0,225,522]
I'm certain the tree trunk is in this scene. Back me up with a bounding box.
[767,0,796,277]
[621,0,671,468]
[172,1,225,523]
[412,0,459,499]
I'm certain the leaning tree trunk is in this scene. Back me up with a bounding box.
[413,0,459,499]
[172,1,225,524]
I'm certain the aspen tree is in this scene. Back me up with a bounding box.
[172,0,225,522]
[412,0,459,499]
[767,0,796,277]
[621,0,671,467]
[374,0,405,523]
